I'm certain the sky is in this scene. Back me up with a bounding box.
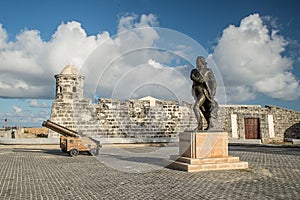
[0,0,299,127]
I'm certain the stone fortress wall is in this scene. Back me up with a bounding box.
[49,65,198,141]
[50,95,198,141]
[219,105,300,143]
[49,65,300,143]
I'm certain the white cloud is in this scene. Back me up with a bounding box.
[0,108,49,127]
[148,59,164,69]
[0,14,168,100]
[225,85,256,102]
[28,99,49,108]
[7,13,297,105]
[29,99,39,107]
[79,14,196,102]
[41,102,48,108]
[118,14,158,33]
[108,62,192,101]
[0,21,106,98]
[12,106,22,113]
[0,24,8,49]
[212,13,300,102]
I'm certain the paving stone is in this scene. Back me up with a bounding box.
[0,145,299,199]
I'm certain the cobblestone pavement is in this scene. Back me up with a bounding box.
[0,144,299,200]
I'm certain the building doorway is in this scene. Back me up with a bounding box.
[244,118,260,139]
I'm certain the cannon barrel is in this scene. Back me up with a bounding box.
[42,120,79,138]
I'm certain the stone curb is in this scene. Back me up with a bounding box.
[292,139,300,145]
[0,138,60,145]
[92,137,179,144]
[229,138,261,144]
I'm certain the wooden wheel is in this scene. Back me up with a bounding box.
[69,149,79,157]
[89,148,99,156]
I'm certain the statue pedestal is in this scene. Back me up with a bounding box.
[168,131,248,172]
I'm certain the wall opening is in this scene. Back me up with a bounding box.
[58,86,62,94]
[284,122,300,141]
[244,118,260,139]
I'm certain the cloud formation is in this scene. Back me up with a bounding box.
[0,13,298,105]
[29,99,38,107]
[212,13,300,102]
[12,106,22,113]
[0,21,111,98]
[0,14,194,103]
[28,99,49,108]
[0,107,50,127]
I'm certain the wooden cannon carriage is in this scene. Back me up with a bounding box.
[42,120,100,157]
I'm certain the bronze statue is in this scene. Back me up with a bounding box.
[190,56,218,131]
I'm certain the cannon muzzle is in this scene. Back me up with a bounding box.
[42,120,79,138]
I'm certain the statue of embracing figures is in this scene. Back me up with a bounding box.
[190,56,219,131]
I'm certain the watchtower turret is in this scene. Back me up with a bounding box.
[54,65,84,101]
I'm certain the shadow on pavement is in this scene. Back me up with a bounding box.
[100,153,166,167]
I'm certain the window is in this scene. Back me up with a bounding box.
[72,87,77,93]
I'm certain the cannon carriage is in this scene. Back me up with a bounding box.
[42,120,101,157]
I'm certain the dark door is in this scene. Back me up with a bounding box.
[244,118,260,139]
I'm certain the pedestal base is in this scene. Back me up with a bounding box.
[168,155,248,172]
[168,132,248,172]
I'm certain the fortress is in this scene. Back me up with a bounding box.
[49,65,300,143]
[49,65,198,143]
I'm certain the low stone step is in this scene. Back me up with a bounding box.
[170,155,241,165]
[167,160,189,171]
[168,160,248,172]
[189,161,248,172]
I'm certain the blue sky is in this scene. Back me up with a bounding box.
[0,0,299,127]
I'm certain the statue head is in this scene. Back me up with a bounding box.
[196,56,207,70]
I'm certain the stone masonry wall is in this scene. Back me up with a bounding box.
[50,96,300,143]
[266,105,300,142]
[51,97,198,139]
[90,98,197,138]
[219,105,269,142]
[219,105,300,143]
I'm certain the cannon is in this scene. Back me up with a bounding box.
[42,120,101,157]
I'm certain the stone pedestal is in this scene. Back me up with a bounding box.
[168,131,248,172]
